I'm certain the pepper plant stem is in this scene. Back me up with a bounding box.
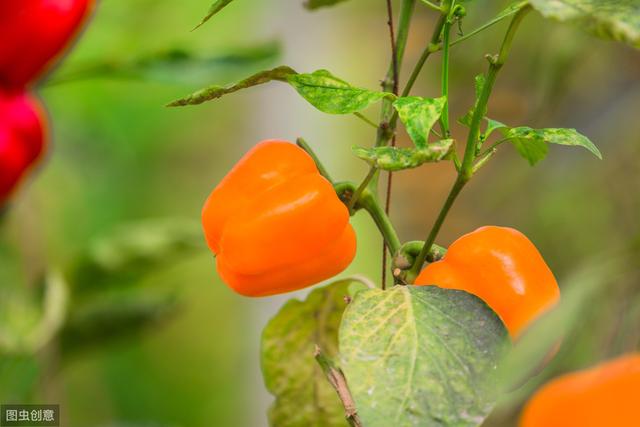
[296,138,333,183]
[406,5,531,282]
[359,191,402,255]
[440,11,453,136]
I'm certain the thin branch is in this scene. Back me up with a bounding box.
[347,167,377,213]
[353,112,378,129]
[419,0,442,11]
[386,0,400,96]
[296,138,333,183]
[314,346,364,427]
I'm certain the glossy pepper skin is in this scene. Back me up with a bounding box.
[202,140,356,296]
[414,226,559,337]
[520,354,640,427]
[0,0,94,88]
[0,91,47,205]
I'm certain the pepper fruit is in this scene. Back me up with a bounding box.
[519,354,640,427]
[0,0,94,88]
[414,226,559,337]
[202,140,356,296]
[0,90,47,205]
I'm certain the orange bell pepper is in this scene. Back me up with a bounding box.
[519,354,640,427]
[414,226,559,337]
[202,140,356,296]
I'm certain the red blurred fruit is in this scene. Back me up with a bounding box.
[0,90,47,204]
[0,0,94,88]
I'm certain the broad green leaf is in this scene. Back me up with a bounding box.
[60,289,179,355]
[352,140,453,171]
[168,66,296,106]
[393,97,446,148]
[502,126,601,165]
[287,70,393,114]
[339,286,510,427]
[193,0,235,30]
[69,219,203,293]
[48,42,281,86]
[304,0,351,10]
[530,0,640,49]
[262,280,365,427]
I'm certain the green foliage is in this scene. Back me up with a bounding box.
[60,288,179,356]
[484,118,508,139]
[530,0,640,48]
[352,140,454,171]
[304,0,351,10]
[393,97,446,148]
[49,42,281,86]
[167,66,297,106]
[339,286,510,427]
[70,219,203,292]
[193,0,236,30]
[262,280,364,427]
[0,273,68,355]
[287,70,393,114]
[502,126,602,165]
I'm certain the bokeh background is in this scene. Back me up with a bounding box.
[1,0,638,426]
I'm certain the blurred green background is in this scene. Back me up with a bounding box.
[0,0,638,426]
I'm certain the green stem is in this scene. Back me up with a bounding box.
[353,112,378,129]
[369,0,416,188]
[406,5,531,282]
[401,13,447,99]
[398,240,447,262]
[419,0,442,12]
[440,11,453,136]
[359,191,402,255]
[460,5,531,178]
[406,176,465,281]
[347,167,376,213]
[296,138,333,183]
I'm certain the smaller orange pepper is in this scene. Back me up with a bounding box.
[519,353,640,427]
[414,226,560,337]
[202,140,356,296]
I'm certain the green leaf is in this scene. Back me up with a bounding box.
[484,118,508,138]
[502,126,601,165]
[287,69,393,114]
[352,140,454,171]
[304,0,351,10]
[530,0,640,49]
[193,0,236,30]
[69,219,203,292]
[60,289,179,355]
[167,66,296,106]
[393,97,446,148]
[339,286,510,427]
[262,280,364,427]
[49,42,281,86]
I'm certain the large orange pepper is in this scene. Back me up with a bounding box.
[519,354,640,427]
[414,226,559,337]
[202,140,356,296]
